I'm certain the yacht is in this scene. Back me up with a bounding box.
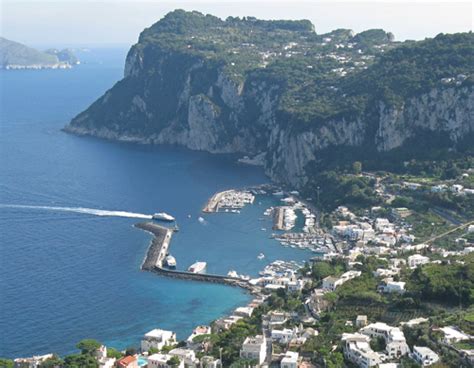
[164,255,176,268]
[152,212,175,222]
[188,261,207,274]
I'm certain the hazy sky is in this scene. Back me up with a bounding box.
[1,0,473,48]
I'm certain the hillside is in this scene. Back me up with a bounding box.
[0,37,78,69]
[65,10,474,189]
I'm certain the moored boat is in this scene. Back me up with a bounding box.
[188,261,207,274]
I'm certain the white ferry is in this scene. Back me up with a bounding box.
[188,261,207,274]
[165,255,176,268]
[152,212,175,222]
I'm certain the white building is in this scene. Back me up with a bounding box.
[356,315,368,328]
[95,346,116,368]
[342,333,381,368]
[169,348,198,367]
[379,279,406,294]
[199,356,221,368]
[271,328,296,344]
[148,353,184,368]
[280,351,299,368]
[234,306,254,318]
[408,254,430,269]
[322,271,361,291]
[412,346,440,366]
[187,325,211,344]
[268,311,288,326]
[440,326,471,344]
[141,329,177,352]
[240,335,267,365]
[360,322,410,358]
[14,354,54,368]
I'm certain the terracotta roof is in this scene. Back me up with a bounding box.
[118,355,137,367]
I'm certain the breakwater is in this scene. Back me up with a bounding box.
[135,222,259,293]
[135,222,173,270]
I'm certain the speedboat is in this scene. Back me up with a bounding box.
[257,253,265,260]
[152,212,175,222]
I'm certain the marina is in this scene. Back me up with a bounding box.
[202,189,255,213]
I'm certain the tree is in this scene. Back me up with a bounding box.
[148,347,159,355]
[125,347,137,356]
[166,356,181,367]
[0,358,14,368]
[370,336,386,352]
[63,354,98,368]
[352,161,362,175]
[106,348,122,359]
[76,339,101,355]
[39,355,64,368]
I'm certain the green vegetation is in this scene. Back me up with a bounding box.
[408,253,474,306]
[76,339,101,355]
[0,358,14,368]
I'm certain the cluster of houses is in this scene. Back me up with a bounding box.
[342,321,438,367]
[403,179,474,196]
[332,206,419,253]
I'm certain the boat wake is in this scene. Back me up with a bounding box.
[0,204,153,219]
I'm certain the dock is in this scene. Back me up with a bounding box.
[273,207,285,230]
[202,190,232,213]
[135,221,260,293]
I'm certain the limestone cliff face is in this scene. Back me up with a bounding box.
[375,87,474,151]
[66,44,474,189]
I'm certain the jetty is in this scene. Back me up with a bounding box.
[135,222,174,270]
[135,221,260,293]
[202,190,232,213]
[273,207,285,230]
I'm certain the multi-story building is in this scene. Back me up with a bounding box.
[280,351,299,368]
[360,322,409,359]
[141,329,177,352]
[412,346,440,366]
[342,333,382,368]
[240,335,267,365]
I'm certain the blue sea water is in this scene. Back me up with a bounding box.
[0,48,310,358]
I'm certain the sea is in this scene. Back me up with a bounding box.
[0,48,311,358]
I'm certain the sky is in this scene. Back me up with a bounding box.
[1,0,473,48]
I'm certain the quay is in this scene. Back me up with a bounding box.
[135,222,174,270]
[135,221,260,293]
[273,207,285,230]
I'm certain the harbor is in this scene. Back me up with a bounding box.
[135,221,261,293]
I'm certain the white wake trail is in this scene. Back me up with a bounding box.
[0,204,153,219]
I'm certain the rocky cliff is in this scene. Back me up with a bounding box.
[65,11,474,188]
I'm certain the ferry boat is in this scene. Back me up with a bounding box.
[164,255,176,268]
[152,212,175,222]
[188,261,207,274]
